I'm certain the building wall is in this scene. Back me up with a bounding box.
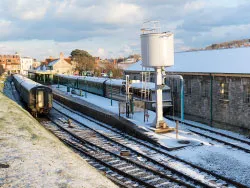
[0,54,21,73]
[20,57,34,75]
[124,70,250,135]
[53,59,73,74]
[170,74,250,135]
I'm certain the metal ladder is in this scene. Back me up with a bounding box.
[141,68,150,101]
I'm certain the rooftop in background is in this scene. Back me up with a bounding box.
[47,59,60,67]
[42,52,71,65]
[125,47,250,74]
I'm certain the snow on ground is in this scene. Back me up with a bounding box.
[53,84,250,186]
[52,85,202,148]
[0,91,117,188]
[171,145,250,185]
[172,116,250,141]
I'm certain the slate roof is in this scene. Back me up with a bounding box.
[47,59,60,67]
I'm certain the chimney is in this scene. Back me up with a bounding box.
[60,52,64,60]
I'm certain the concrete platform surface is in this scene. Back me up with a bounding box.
[0,92,118,188]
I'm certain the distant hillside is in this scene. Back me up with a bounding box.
[186,39,250,52]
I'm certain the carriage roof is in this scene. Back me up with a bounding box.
[13,74,51,91]
[56,74,170,90]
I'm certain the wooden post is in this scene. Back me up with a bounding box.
[176,120,179,139]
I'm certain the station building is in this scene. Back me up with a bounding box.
[28,52,73,84]
[46,52,73,74]
[124,47,250,135]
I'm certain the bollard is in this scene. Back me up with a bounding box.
[176,120,179,139]
[68,119,73,128]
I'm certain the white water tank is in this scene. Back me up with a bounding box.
[140,32,174,67]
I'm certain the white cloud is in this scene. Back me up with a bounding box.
[191,24,250,44]
[2,0,50,20]
[54,0,144,25]
[0,0,250,59]
[184,0,206,13]
[0,20,13,37]
[97,48,106,58]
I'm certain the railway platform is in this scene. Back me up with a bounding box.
[52,85,201,150]
[0,92,117,188]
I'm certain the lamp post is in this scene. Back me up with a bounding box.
[57,76,59,88]
[83,72,87,98]
[109,71,113,106]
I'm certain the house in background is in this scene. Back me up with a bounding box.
[117,57,137,70]
[20,57,34,75]
[46,52,73,74]
[0,53,21,74]
[32,60,41,69]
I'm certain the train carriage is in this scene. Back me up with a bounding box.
[54,74,172,112]
[13,74,53,116]
[104,79,125,101]
[78,77,106,96]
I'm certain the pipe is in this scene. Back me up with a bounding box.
[180,78,184,122]
[210,73,213,126]
[164,75,184,122]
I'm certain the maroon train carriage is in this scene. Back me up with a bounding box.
[13,74,52,116]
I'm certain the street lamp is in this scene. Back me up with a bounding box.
[57,75,59,88]
[108,70,113,106]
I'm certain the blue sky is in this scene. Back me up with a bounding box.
[0,0,249,60]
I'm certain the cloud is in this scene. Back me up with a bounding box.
[0,0,250,59]
[54,0,144,25]
[0,0,50,20]
[184,0,206,13]
[97,48,106,58]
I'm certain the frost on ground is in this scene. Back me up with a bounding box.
[171,145,250,186]
[53,84,250,186]
[0,92,117,188]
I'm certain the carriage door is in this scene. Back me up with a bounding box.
[36,89,44,108]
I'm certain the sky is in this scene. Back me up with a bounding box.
[0,0,249,61]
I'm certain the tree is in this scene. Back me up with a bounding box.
[128,54,141,61]
[0,65,4,75]
[105,63,123,78]
[70,49,95,74]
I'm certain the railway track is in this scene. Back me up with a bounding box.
[44,114,197,188]
[167,117,250,154]
[49,100,248,188]
[7,78,249,187]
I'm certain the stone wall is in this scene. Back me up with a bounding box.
[124,70,250,135]
[173,75,250,135]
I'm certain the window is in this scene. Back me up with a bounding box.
[220,82,229,100]
[243,85,250,103]
[201,81,209,97]
[184,79,191,95]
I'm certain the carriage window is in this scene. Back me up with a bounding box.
[37,91,44,108]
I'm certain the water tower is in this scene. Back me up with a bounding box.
[140,21,174,131]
